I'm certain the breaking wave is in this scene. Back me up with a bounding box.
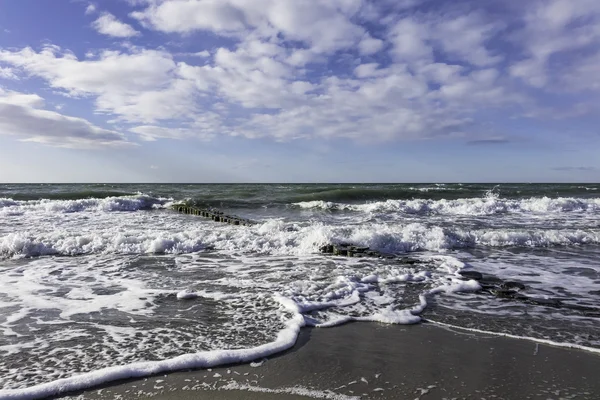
[0,194,171,214]
[293,197,600,215]
[2,218,599,259]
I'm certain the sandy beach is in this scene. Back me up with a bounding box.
[58,321,600,399]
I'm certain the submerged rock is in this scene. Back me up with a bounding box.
[501,281,526,291]
[459,270,483,281]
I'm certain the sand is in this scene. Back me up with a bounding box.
[58,322,600,399]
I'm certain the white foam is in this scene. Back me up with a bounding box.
[1,213,597,396]
[357,307,421,325]
[0,198,18,208]
[3,197,600,259]
[427,319,600,355]
[176,289,199,300]
[277,257,480,329]
[293,200,339,210]
[0,258,158,322]
[220,381,360,400]
[293,196,600,216]
[0,312,305,400]
[0,194,170,214]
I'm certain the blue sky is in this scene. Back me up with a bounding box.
[0,0,599,182]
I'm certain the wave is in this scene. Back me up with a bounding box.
[0,256,483,398]
[0,194,171,214]
[284,184,600,203]
[288,187,457,203]
[0,230,208,258]
[3,190,137,201]
[2,219,599,259]
[293,196,600,215]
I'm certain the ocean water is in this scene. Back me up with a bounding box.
[0,183,599,398]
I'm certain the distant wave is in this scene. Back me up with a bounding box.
[293,196,600,215]
[3,190,136,201]
[0,194,171,215]
[285,185,600,204]
[288,187,461,203]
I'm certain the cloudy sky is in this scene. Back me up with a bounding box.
[0,0,599,182]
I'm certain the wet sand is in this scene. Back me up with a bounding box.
[61,322,600,399]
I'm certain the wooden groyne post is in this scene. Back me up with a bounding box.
[171,204,255,226]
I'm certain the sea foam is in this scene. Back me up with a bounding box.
[293,196,600,215]
[0,194,170,214]
[0,254,485,399]
[2,216,600,259]
[0,313,305,400]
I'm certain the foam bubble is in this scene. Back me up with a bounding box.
[176,289,199,300]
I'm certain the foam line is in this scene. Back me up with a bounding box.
[0,313,305,400]
[220,381,360,400]
[426,319,600,355]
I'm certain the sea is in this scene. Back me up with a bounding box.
[0,183,599,398]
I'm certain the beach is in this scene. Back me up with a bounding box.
[1,183,599,399]
[60,322,600,400]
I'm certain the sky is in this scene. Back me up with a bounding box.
[0,0,599,183]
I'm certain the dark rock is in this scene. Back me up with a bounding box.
[491,288,518,298]
[401,259,420,265]
[459,271,483,281]
[501,281,526,291]
[490,289,529,301]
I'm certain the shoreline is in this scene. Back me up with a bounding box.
[55,321,600,400]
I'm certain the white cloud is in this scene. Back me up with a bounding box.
[0,33,517,145]
[562,53,600,92]
[0,45,183,123]
[0,89,131,148]
[433,12,503,67]
[264,0,364,53]
[354,63,381,78]
[192,50,210,57]
[4,0,600,148]
[0,66,18,80]
[85,4,97,15]
[388,18,432,62]
[510,59,546,88]
[510,0,600,89]
[0,89,45,108]
[388,11,502,66]
[358,36,384,55]
[92,12,140,38]
[132,0,247,33]
[131,0,365,53]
